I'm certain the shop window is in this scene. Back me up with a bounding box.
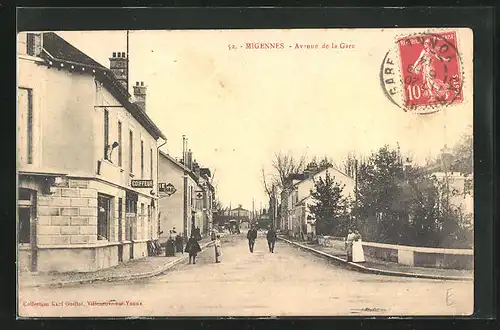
[97,194,111,240]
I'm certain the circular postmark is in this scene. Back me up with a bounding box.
[380,31,464,114]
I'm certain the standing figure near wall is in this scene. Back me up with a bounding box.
[175,234,184,254]
[352,230,365,263]
[345,229,355,262]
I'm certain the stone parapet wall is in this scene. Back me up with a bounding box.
[316,235,473,270]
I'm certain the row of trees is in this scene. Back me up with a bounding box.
[282,127,473,249]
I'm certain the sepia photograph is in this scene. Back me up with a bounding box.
[17,27,474,317]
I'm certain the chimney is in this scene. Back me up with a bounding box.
[186,150,193,170]
[109,51,128,90]
[133,81,147,111]
[193,160,200,176]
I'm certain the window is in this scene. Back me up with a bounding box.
[129,130,133,173]
[150,148,153,180]
[140,140,144,178]
[18,88,33,164]
[103,109,109,159]
[97,194,111,240]
[117,121,122,166]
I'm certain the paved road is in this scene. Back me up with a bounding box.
[19,232,473,317]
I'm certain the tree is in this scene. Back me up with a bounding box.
[450,125,473,174]
[309,170,349,236]
[355,145,406,243]
[262,152,307,230]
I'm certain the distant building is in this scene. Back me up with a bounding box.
[157,150,214,242]
[229,205,250,223]
[281,165,355,239]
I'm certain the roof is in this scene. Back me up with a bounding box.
[231,207,249,212]
[41,32,167,141]
[293,166,354,188]
[158,150,199,183]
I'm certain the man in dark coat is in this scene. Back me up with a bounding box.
[266,226,277,253]
[185,234,202,264]
[247,225,258,253]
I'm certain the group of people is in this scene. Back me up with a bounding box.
[345,229,365,263]
[246,225,277,253]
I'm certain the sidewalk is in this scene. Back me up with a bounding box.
[19,237,216,289]
[279,236,473,281]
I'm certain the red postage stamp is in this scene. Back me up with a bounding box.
[397,31,463,110]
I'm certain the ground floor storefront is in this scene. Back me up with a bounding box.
[18,174,158,273]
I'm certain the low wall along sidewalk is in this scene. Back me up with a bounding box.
[317,236,473,270]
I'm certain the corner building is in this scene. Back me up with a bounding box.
[17,32,167,273]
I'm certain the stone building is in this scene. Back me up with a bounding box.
[17,32,166,273]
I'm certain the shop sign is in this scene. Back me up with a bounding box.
[131,180,153,188]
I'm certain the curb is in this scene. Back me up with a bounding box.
[23,240,216,289]
[278,237,473,282]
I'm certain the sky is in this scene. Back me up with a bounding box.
[55,29,473,211]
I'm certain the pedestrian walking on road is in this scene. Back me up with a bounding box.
[185,234,202,264]
[247,225,258,253]
[214,234,222,263]
[266,226,277,253]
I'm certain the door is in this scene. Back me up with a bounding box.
[117,198,123,262]
[18,188,37,272]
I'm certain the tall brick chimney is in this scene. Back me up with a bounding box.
[133,81,147,111]
[109,52,128,90]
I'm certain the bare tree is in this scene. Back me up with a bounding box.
[271,152,307,189]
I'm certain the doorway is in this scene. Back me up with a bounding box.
[18,188,37,272]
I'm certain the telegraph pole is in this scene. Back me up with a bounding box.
[183,135,188,238]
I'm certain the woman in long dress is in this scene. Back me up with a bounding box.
[352,230,365,263]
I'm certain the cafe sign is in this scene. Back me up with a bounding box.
[131,180,153,188]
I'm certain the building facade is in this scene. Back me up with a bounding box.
[281,166,355,239]
[17,32,166,273]
[157,151,214,243]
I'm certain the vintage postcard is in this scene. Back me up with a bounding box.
[17,28,473,317]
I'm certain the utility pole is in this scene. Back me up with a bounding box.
[183,135,188,238]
